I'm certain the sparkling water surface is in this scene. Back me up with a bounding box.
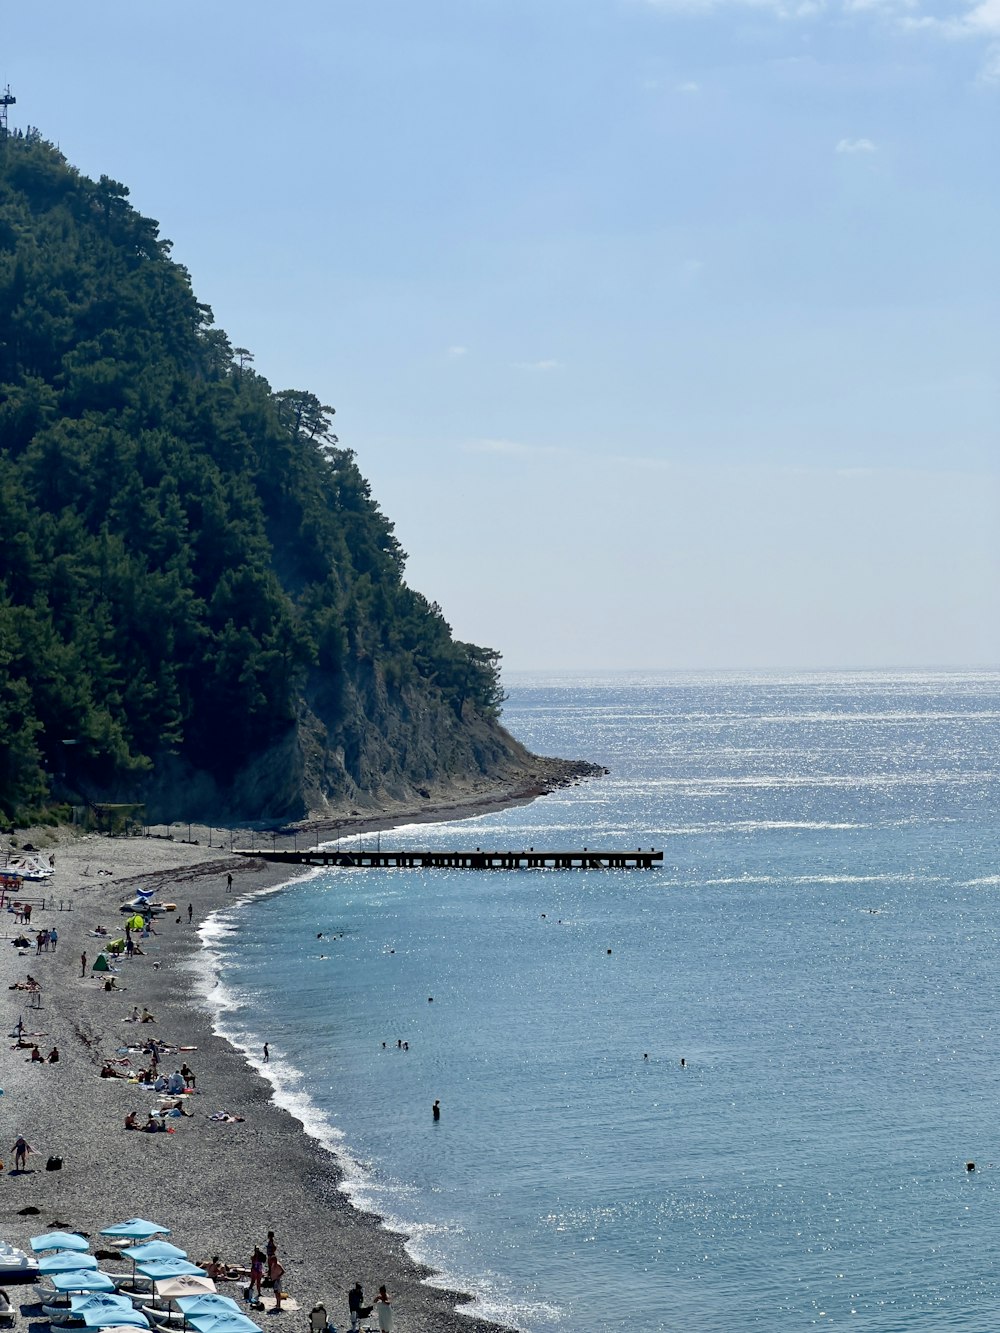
[199,671,1000,1332]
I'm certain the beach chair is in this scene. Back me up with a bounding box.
[308,1303,327,1333]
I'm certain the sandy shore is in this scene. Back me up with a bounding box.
[0,773,602,1333]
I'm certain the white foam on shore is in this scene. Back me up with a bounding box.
[187,872,551,1333]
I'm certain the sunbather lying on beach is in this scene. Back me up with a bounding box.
[157,1100,194,1118]
[200,1257,244,1280]
[101,1063,129,1078]
[207,1111,245,1122]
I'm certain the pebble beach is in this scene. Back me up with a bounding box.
[0,786,567,1333]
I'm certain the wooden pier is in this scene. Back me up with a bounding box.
[236,847,663,871]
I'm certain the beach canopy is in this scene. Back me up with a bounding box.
[30,1231,91,1253]
[154,1275,216,1299]
[70,1295,134,1315]
[92,954,112,972]
[135,1259,206,1280]
[51,1270,117,1293]
[101,1220,171,1240]
[82,1308,150,1329]
[123,1242,187,1262]
[127,915,146,930]
[38,1252,99,1274]
[185,1315,261,1333]
[176,1296,240,1317]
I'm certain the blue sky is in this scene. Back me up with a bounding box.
[3,0,997,669]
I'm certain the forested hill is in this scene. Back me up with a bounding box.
[0,131,546,823]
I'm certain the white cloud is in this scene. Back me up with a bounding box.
[676,80,701,92]
[512,358,562,372]
[977,40,1000,77]
[835,137,877,152]
[446,345,468,359]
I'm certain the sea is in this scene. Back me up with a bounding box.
[197,670,1000,1332]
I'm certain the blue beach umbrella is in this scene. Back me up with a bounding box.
[175,1296,240,1318]
[70,1295,134,1315]
[52,1271,117,1293]
[185,1315,261,1333]
[31,1231,91,1253]
[135,1260,206,1281]
[100,1220,171,1241]
[123,1242,187,1262]
[82,1308,150,1329]
[38,1252,99,1274]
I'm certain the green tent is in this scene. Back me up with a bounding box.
[92,953,112,972]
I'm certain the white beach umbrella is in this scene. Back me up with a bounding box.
[154,1276,216,1300]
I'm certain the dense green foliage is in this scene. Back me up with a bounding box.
[0,132,505,821]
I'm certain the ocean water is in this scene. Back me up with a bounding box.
[198,671,1000,1332]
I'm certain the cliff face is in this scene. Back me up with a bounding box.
[0,132,543,823]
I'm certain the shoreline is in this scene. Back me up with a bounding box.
[0,774,601,1332]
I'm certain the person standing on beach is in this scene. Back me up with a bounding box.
[268,1254,285,1311]
[348,1282,366,1332]
[263,1042,269,1063]
[80,952,87,977]
[374,1285,392,1332]
[227,872,233,892]
[12,1135,33,1171]
[249,1247,265,1300]
[187,903,193,923]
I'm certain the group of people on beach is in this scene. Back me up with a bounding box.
[346,1280,392,1331]
[248,1231,286,1311]
[5,856,410,1331]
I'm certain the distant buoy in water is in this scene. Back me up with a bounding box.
[967,1161,976,1172]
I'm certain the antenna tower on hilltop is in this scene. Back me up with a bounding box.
[0,85,15,137]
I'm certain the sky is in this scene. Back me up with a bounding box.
[2,0,997,671]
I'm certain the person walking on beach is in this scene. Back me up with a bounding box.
[263,1042,269,1063]
[80,952,87,977]
[12,1135,33,1172]
[187,902,193,923]
[49,927,57,950]
[374,1285,392,1332]
[227,872,233,892]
